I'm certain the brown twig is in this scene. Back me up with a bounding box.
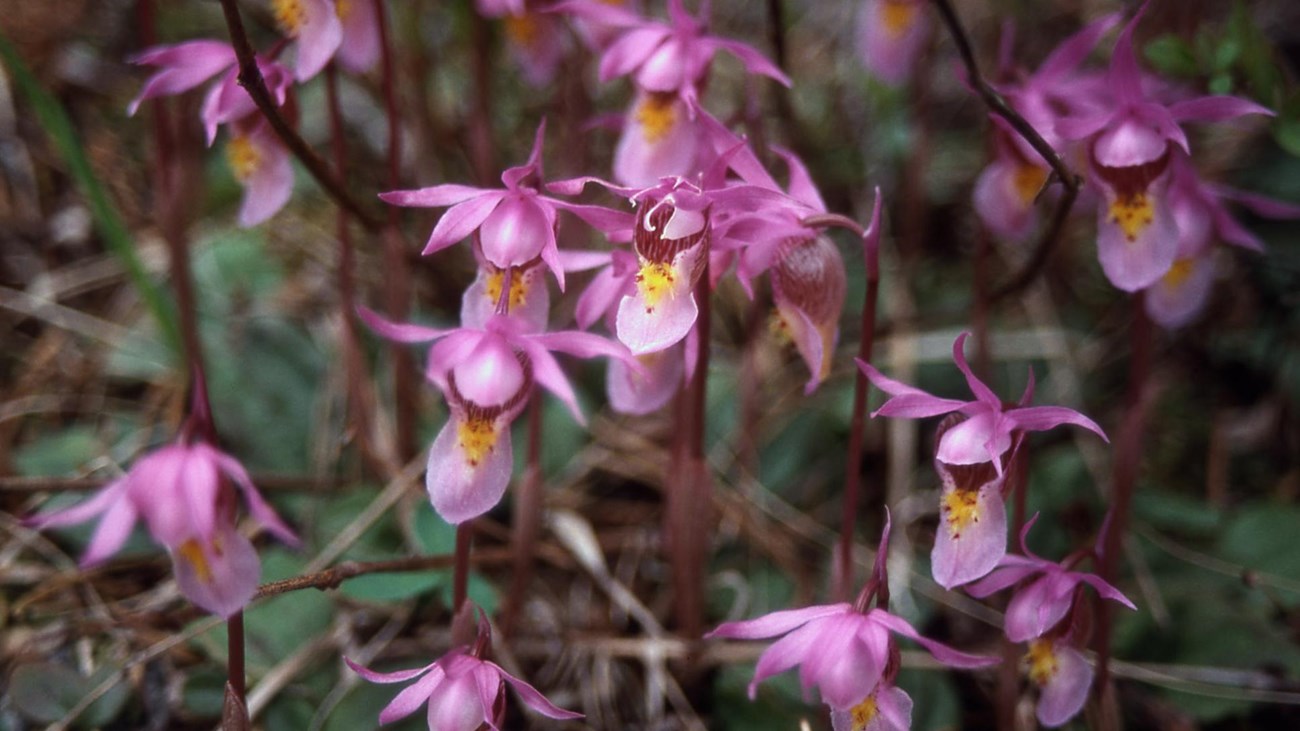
[215,0,384,230]
[928,0,1082,303]
[0,474,350,493]
[253,547,513,599]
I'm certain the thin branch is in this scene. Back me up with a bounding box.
[1,474,350,493]
[214,0,384,230]
[253,547,513,599]
[928,0,1082,302]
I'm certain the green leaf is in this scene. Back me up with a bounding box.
[1132,490,1221,535]
[0,34,179,356]
[340,571,442,603]
[1217,503,1300,584]
[13,427,102,476]
[1271,92,1300,158]
[9,661,129,728]
[1144,35,1199,78]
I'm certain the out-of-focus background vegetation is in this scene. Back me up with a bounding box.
[2,0,1299,728]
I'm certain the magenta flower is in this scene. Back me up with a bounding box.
[361,308,632,524]
[346,615,581,730]
[858,333,1105,588]
[829,682,912,731]
[25,440,297,617]
[271,0,343,81]
[596,0,790,105]
[381,123,624,290]
[1058,4,1272,291]
[225,119,294,228]
[336,0,381,73]
[859,333,1105,471]
[613,89,701,186]
[708,602,995,712]
[1022,638,1093,728]
[966,516,1135,643]
[856,0,929,87]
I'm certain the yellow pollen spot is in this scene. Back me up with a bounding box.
[335,0,352,21]
[1026,639,1060,686]
[1013,163,1049,205]
[635,261,676,312]
[505,13,540,47]
[768,308,792,344]
[881,0,918,39]
[178,539,212,584]
[1162,258,1194,290]
[849,695,880,730]
[457,416,498,468]
[942,488,981,538]
[1108,193,1156,243]
[225,136,260,182]
[485,270,529,312]
[272,0,307,35]
[636,93,678,144]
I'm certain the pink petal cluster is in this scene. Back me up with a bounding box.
[25,441,297,617]
[859,333,1106,589]
[347,636,580,730]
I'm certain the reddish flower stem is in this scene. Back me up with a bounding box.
[501,394,544,636]
[1094,294,1154,713]
[836,249,880,601]
[453,522,473,613]
[373,0,419,461]
[214,0,383,230]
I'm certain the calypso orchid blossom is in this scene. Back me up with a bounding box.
[858,332,1106,588]
[225,118,295,228]
[360,308,634,524]
[270,0,344,81]
[25,437,297,618]
[856,0,930,87]
[336,0,381,73]
[346,609,582,730]
[708,511,998,718]
[1058,3,1273,291]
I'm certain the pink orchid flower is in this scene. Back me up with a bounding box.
[336,0,381,73]
[859,333,1105,588]
[708,602,995,712]
[224,118,295,228]
[596,0,790,106]
[858,332,1106,471]
[126,40,293,146]
[381,122,625,290]
[829,681,912,731]
[500,8,568,87]
[1023,638,1093,728]
[966,515,1135,643]
[614,89,702,187]
[26,440,297,618]
[460,248,552,333]
[570,249,686,414]
[346,613,581,730]
[360,308,632,524]
[1057,3,1272,291]
[270,0,344,81]
[1146,155,1300,328]
[557,0,644,51]
[856,0,929,87]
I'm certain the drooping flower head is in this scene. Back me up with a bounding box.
[360,308,632,524]
[858,333,1106,588]
[1058,3,1273,291]
[25,437,298,618]
[347,609,582,729]
[856,0,929,87]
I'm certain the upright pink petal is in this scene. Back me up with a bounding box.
[951,332,999,406]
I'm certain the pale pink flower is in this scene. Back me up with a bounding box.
[1024,639,1093,728]
[1058,3,1272,291]
[346,615,581,730]
[360,309,632,524]
[856,0,929,87]
[224,119,294,228]
[501,8,568,87]
[26,441,297,617]
[336,0,381,73]
[270,0,344,81]
[613,89,701,187]
[829,682,913,731]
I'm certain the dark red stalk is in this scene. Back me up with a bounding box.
[324,63,379,471]
[373,0,418,461]
[215,0,383,229]
[1094,294,1153,719]
[452,522,473,614]
[501,394,544,636]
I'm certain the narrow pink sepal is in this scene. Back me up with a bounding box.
[856,360,967,418]
[377,664,448,724]
[869,610,1000,668]
[80,494,140,567]
[344,657,439,684]
[964,558,1041,598]
[493,662,585,720]
[357,306,451,343]
[707,603,850,640]
[421,193,505,256]
[24,476,127,531]
[1169,95,1273,123]
[1008,405,1108,442]
[520,342,585,425]
[380,184,493,208]
[127,41,237,115]
[598,26,670,82]
[212,448,298,545]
